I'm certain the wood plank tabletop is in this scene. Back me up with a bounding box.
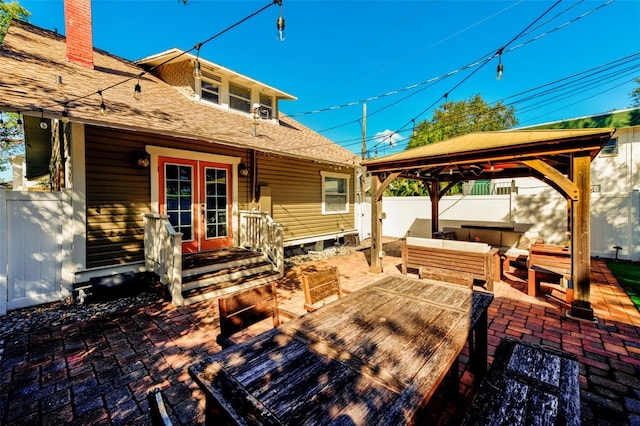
[189,275,478,426]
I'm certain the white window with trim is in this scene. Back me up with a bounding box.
[229,82,251,113]
[201,80,220,104]
[321,171,349,214]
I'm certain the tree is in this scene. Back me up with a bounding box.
[408,94,518,149]
[0,0,29,43]
[383,94,517,196]
[0,1,30,179]
[631,78,640,107]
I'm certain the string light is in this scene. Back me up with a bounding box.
[496,48,504,80]
[276,0,285,41]
[193,43,202,80]
[98,91,107,116]
[61,103,69,123]
[39,108,48,129]
[133,77,142,100]
[25,0,282,119]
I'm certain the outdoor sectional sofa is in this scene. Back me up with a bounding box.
[401,237,500,291]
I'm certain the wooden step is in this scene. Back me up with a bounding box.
[182,249,267,278]
[181,260,274,291]
[178,247,282,306]
[181,270,281,305]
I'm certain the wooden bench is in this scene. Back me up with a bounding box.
[216,282,281,349]
[528,243,572,302]
[462,337,580,426]
[301,266,350,312]
[402,242,500,291]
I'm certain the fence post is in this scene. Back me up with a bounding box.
[0,189,7,315]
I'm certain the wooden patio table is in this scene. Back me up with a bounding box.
[189,275,493,426]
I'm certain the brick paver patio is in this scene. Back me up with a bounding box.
[1,240,640,425]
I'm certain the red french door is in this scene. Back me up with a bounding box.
[159,157,232,253]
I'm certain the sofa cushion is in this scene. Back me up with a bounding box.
[442,240,490,253]
[406,237,443,248]
[516,232,544,250]
[504,247,529,259]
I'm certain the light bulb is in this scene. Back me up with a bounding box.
[496,63,503,80]
[62,110,69,124]
[193,59,202,79]
[40,118,48,129]
[134,83,142,100]
[276,16,285,41]
[100,101,107,116]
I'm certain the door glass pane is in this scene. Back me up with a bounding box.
[165,164,193,242]
[204,166,228,239]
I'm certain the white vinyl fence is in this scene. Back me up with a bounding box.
[0,189,72,315]
[358,190,639,261]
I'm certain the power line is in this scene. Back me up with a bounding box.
[286,0,614,125]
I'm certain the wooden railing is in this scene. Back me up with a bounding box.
[143,213,184,306]
[239,210,284,276]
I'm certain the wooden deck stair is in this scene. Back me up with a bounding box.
[179,248,281,305]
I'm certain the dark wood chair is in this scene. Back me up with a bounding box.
[301,266,350,312]
[216,282,281,349]
[419,266,474,288]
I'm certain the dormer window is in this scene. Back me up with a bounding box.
[229,83,251,113]
[201,80,220,104]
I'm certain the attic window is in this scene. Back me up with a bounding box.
[201,80,219,104]
[229,83,251,113]
[599,137,618,156]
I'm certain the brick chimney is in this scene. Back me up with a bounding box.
[64,0,94,68]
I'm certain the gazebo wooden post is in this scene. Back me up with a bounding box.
[570,154,594,321]
[429,181,440,237]
[369,174,384,273]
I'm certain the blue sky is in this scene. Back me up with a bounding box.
[13,0,640,160]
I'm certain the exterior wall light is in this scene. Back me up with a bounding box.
[136,153,150,168]
[238,163,249,177]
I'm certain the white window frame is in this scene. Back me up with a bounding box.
[201,78,220,105]
[321,171,350,215]
[229,82,251,113]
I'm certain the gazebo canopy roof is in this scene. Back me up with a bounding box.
[362,128,615,182]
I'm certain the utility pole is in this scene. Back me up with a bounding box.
[361,103,367,161]
[361,103,367,202]
[360,103,367,244]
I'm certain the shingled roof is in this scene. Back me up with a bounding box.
[0,20,358,166]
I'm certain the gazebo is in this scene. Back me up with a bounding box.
[362,128,616,321]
